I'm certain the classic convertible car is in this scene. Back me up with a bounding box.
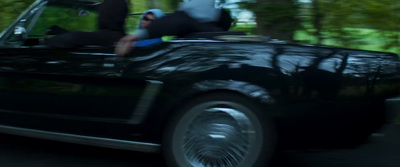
[0,0,399,167]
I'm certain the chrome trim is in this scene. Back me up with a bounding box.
[0,109,126,124]
[70,52,117,56]
[0,124,161,153]
[385,96,400,123]
[26,4,46,33]
[128,80,163,124]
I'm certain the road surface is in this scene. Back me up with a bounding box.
[0,123,399,167]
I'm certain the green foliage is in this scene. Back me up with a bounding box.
[1,0,154,35]
[30,6,99,36]
[298,0,400,55]
[1,0,399,56]
[259,2,299,32]
[161,0,181,11]
[360,0,400,54]
[130,0,147,12]
[238,0,300,41]
[235,0,399,55]
[125,0,148,34]
[240,1,297,25]
[230,24,256,35]
[0,0,35,32]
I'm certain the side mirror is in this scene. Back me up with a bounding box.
[13,25,28,42]
[5,19,29,47]
[14,26,27,36]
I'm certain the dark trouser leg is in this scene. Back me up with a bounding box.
[45,0,128,48]
[146,11,223,39]
[98,0,128,33]
[46,30,124,48]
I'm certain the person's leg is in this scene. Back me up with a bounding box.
[98,0,128,33]
[145,11,196,38]
[46,30,124,48]
[217,9,233,31]
[145,11,223,39]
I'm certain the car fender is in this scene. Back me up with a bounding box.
[154,80,276,122]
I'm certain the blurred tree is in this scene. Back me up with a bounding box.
[147,0,163,9]
[311,0,359,46]
[161,0,180,11]
[310,0,324,45]
[301,0,399,54]
[358,0,400,53]
[0,0,35,32]
[126,0,148,33]
[130,0,147,12]
[29,6,100,36]
[238,0,300,42]
[1,0,398,55]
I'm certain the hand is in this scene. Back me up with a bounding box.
[115,35,139,56]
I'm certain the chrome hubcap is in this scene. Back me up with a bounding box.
[180,105,258,167]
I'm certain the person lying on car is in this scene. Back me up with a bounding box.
[135,9,165,47]
[115,0,232,56]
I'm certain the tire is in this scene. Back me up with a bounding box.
[163,93,277,167]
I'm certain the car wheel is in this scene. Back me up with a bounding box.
[163,93,277,167]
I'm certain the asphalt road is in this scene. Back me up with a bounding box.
[0,123,399,167]
[273,124,400,167]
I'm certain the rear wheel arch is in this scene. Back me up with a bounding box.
[157,80,277,125]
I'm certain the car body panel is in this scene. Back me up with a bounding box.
[124,42,400,146]
[0,0,399,151]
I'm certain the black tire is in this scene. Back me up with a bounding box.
[163,92,277,167]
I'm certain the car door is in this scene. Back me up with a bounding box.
[0,46,163,138]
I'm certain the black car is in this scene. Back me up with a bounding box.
[0,0,399,167]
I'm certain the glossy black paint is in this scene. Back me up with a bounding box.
[0,0,399,148]
[124,42,400,145]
